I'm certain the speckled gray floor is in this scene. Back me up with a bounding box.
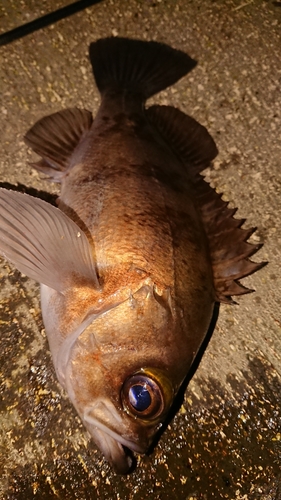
[0,1,280,499]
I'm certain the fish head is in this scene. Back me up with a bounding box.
[57,281,213,473]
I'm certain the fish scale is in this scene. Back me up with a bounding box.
[58,119,183,287]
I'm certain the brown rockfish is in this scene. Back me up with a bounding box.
[0,37,265,473]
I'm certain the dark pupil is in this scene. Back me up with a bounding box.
[128,384,151,412]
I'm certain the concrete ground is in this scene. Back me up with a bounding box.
[0,0,280,498]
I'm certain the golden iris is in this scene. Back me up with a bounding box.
[121,367,174,421]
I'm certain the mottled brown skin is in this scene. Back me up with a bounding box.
[60,94,214,311]
[49,93,216,462]
[58,102,211,310]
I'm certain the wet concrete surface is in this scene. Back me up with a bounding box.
[0,0,281,498]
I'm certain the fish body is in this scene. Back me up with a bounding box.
[0,38,265,473]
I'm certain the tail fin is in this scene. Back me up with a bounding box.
[89,37,196,100]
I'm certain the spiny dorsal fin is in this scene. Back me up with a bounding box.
[147,104,266,302]
[89,37,197,99]
[195,177,266,303]
[0,189,99,292]
[24,107,93,180]
[147,105,218,172]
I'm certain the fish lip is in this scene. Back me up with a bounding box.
[82,400,149,473]
[83,402,147,455]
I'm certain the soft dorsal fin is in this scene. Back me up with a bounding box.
[147,105,218,172]
[24,107,93,180]
[0,189,99,292]
[147,105,266,303]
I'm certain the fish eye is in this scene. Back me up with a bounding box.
[121,368,174,421]
[123,374,163,418]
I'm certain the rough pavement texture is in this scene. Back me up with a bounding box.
[0,0,280,499]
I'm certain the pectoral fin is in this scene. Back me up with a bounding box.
[0,189,99,292]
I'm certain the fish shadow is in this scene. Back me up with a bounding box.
[0,182,58,205]
[145,302,220,459]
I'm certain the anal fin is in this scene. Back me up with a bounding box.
[24,107,93,180]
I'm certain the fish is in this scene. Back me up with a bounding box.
[0,37,266,474]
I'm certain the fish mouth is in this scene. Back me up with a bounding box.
[83,399,147,474]
[90,426,134,474]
